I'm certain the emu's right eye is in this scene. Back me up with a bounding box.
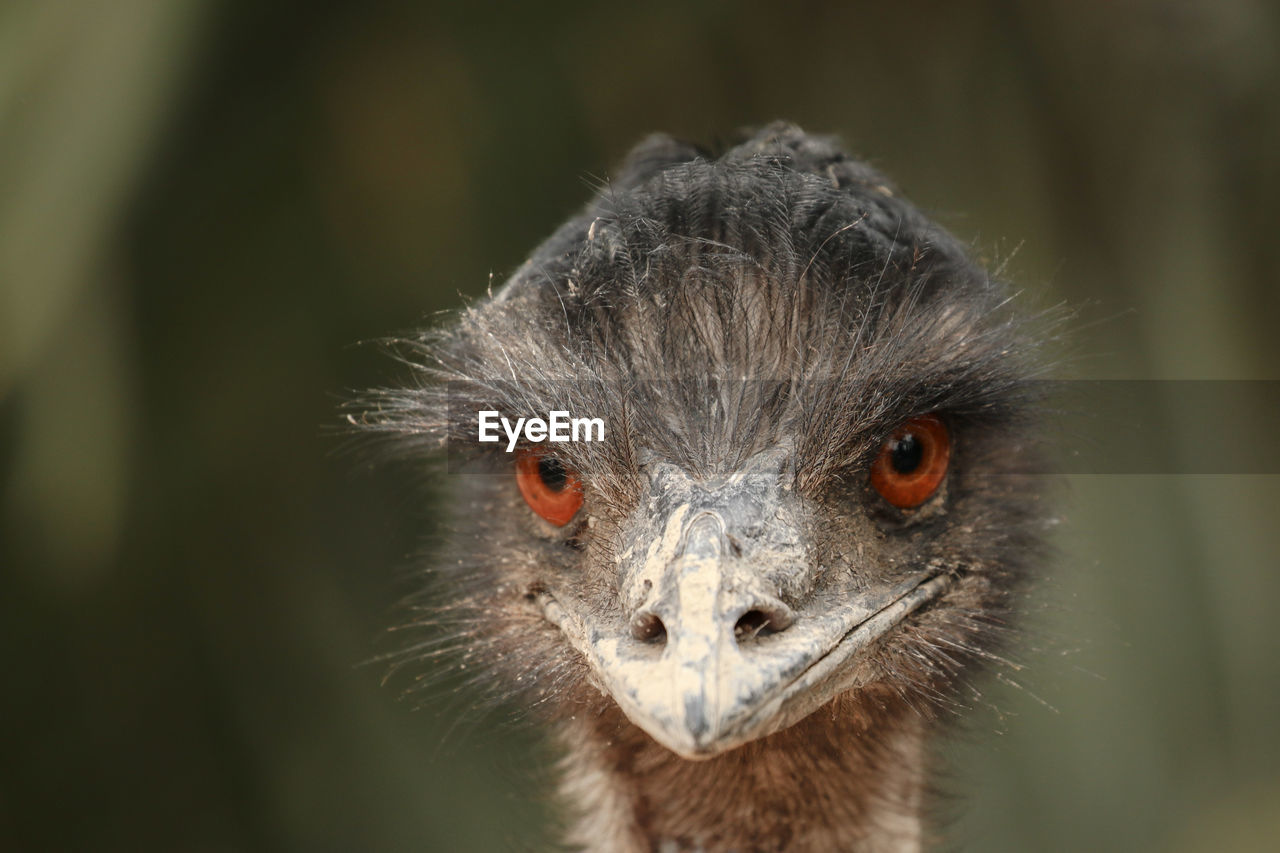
[870,414,951,509]
[516,451,584,526]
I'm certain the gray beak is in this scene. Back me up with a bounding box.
[540,450,951,759]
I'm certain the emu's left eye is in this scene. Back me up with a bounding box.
[870,414,951,509]
[516,450,584,526]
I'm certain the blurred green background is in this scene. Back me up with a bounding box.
[2,1,1278,850]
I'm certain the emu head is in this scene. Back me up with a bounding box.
[362,124,1047,759]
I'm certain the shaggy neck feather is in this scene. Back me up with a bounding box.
[557,701,928,852]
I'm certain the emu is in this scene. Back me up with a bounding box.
[359,123,1050,851]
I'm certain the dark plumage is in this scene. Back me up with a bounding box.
[357,123,1053,851]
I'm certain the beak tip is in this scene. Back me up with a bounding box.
[638,696,746,761]
[659,734,730,762]
[682,694,711,740]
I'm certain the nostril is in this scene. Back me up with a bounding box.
[630,611,667,644]
[734,610,770,640]
[734,604,793,641]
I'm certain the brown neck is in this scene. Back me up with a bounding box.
[556,697,929,852]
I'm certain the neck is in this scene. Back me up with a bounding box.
[556,697,929,852]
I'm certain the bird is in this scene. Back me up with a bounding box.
[357,122,1053,852]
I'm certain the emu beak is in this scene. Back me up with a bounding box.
[538,455,952,759]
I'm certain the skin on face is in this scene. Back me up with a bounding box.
[533,446,955,758]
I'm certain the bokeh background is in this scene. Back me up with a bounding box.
[2,1,1278,850]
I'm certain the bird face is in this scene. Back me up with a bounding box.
[365,126,1047,762]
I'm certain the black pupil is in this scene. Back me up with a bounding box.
[538,457,568,491]
[890,433,923,474]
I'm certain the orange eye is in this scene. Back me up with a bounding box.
[515,450,584,527]
[870,414,951,509]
